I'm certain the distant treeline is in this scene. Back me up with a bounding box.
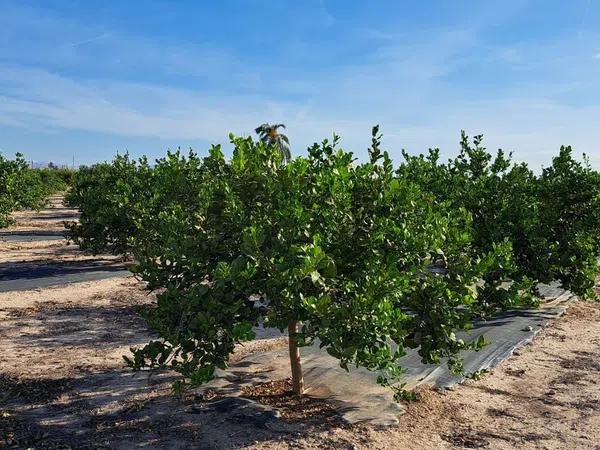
[0,153,75,227]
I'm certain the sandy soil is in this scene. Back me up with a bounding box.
[0,196,119,268]
[0,277,155,378]
[1,199,599,449]
[1,280,598,449]
[8,194,79,230]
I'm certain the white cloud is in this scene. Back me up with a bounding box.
[1,1,599,168]
[1,63,599,169]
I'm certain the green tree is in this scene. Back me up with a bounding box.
[66,128,600,400]
[0,153,60,227]
[65,154,152,254]
[126,129,514,398]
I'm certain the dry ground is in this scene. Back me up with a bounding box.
[0,195,118,267]
[0,201,599,449]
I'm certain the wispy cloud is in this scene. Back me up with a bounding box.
[2,62,599,169]
[66,32,112,48]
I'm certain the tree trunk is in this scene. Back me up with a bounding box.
[287,320,304,395]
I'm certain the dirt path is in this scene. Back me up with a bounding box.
[1,199,599,449]
[0,198,128,292]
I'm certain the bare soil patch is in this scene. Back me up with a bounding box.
[2,291,597,449]
[0,277,154,378]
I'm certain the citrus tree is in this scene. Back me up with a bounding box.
[0,153,66,227]
[536,147,600,298]
[65,154,152,254]
[66,128,600,398]
[398,132,600,301]
[125,129,518,396]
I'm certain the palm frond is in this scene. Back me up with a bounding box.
[254,122,292,163]
[254,124,270,134]
[280,144,292,163]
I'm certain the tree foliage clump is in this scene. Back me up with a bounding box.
[0,153,71,228]
[67,128,600,397]
[65,154,152,254]
[397,132,600,300]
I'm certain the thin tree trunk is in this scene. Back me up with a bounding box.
[288,320,304,395]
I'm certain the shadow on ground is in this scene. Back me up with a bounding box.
[0,261,130,292]
[14,213,79,222]
[0,261,128,280]
[0,367,364,449]
[0,230,66,241]
[8,303,148,349]
[5,347,596,450]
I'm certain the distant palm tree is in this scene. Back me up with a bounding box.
[254,123,291,163]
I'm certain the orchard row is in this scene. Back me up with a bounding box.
[66,128,600,396]
[0,153,73,227]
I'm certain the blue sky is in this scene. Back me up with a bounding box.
[1,0,599,167]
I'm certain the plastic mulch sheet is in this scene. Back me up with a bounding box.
[0,262,129,292]
[198,284,573,426]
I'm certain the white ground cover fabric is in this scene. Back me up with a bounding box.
[199,285,573,426]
